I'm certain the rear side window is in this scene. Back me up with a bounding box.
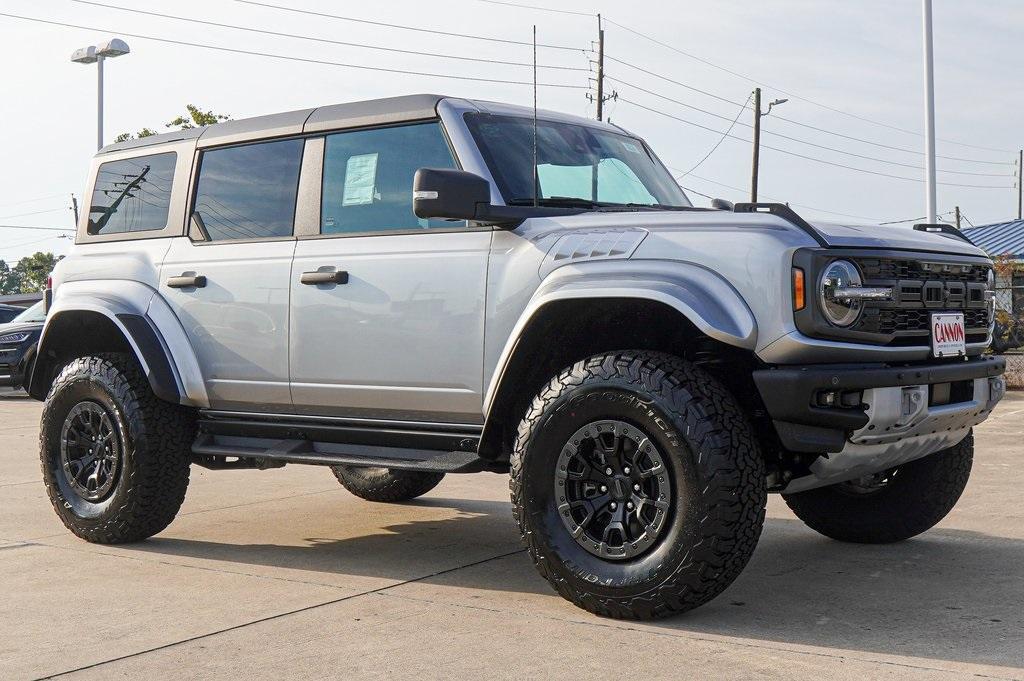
[192,138,303,242]
[89,152,176,235]
[320,122,458,235]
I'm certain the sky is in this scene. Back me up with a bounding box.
[1,0,1022,264]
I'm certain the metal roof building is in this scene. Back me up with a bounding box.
[963,219,1024,259]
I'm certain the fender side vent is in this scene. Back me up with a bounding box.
[540,229,648,277]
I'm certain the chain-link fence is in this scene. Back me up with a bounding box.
[993,282,1024,388]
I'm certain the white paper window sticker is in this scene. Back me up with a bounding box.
[342,153,379,206]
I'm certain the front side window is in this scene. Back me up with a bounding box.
[192,138,303,242]
[320,122,459,235]
[89,152,176,235]
[464,113,691,209]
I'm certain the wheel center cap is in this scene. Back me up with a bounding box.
[610,475,631,501]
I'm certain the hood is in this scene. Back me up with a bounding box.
[808,220,988,257]
[0,321,43,337]
[522,208,991,260]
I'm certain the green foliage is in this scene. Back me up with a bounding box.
[0,252,61,295]
[0,260,18,295]
[167,104,230,130]
[115,105,229,142]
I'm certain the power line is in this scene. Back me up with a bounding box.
[476,0,594,16]
[467,0,1014,157]
[0,207,66,220]
[0,12,588,89]
[0,193,66,210]
[609,76,1011,177]
[235,0,582,51]
[879,210,955,225]
[75,1,586,72]
[678,185,715,200]
[0,225,75,232]
[604,54,1012,167]
[676,93,751,178]
[619,97,1014,189]
[681,172,882,222]
[0,234,69,254]
[601,16,1014,155]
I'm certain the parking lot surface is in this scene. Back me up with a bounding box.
[1,390,1022,680]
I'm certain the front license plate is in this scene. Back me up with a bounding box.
[931,312,966,357]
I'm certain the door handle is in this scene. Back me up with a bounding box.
[167,274,207,289]
[300,270,349,285]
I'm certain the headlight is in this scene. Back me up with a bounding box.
[819,260,863,327]
[0,332,31,344]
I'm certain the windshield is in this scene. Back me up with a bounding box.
[11,301,45,324]
[464,113,691,209]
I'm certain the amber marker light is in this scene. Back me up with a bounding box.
[792,268,806,311]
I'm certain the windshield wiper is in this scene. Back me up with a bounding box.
[508,197,692,212]
[508,196,603,209]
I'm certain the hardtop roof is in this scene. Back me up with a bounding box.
[97,93,633,156]
[98,93,447,155]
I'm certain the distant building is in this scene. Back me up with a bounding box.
[0,292,43,308]
[963,219,1024,314]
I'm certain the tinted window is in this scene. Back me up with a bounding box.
[89,152,176,235]
[193,139,303,241]
[321,122,458,234]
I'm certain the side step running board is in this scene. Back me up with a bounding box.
[191,434,502,474]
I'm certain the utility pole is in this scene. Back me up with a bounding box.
[70,194,79,226]
[750,89,787,203]
[751,87,761,202]
[955,205,961,229]
[92,166,149,232]
[588,15,616,121]
[922,0,938,223]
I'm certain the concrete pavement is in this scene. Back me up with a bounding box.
[1,391,1023,680]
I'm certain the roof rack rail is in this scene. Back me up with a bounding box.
[732,202,829,247]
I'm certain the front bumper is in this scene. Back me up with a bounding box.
[0,343,37,388]
[753,356,1006,491]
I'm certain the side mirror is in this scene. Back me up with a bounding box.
[711,198,734,211]
[413,168,491,221]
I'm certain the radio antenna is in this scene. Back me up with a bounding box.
[532,24,539,207]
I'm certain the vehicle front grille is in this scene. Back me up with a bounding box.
[856,257,989,285]
[849,256,992,345]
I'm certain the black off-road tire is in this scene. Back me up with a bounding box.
[510,351,767,620]
[40,354,194,544]
[332,466,444,502]
[783,432,974,544]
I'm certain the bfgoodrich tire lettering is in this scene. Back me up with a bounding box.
[510,351,767,619]
[40,354,193,544]
[783,432,974,544]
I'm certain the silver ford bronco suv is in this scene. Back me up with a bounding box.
[33,94,1005,619]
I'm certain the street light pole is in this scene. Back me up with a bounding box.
[71,38,130,151]
[96,55,104,151]
[922,0,938,224]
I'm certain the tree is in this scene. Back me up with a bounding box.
[167,104,230,129]
[13,252,59,293]
[0,260,20,295]
[115,105,230,142]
